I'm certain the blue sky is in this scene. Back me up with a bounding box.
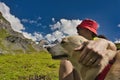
[0,0,120,43]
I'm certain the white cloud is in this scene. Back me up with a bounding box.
[45,19,81,42]
[21,17,42,27]
[0,2,82,43]
[36,23,42,27]
[21,19,29,23]
[21,18,37,24]
[52,18,55,22]
[37,16,42,20]
[33,32,43,41]
[114,39,120,43]
[45,30,65,42]
[45,34,56,42]
[22,32,43,41]
[114,24,120,43]
[0,2,43,42]
[118,24,120,27]
[50,19,81,35]
[29,20,37,24]
[50,21,61,30]
[0,2,25,33]
[22,32,36,41]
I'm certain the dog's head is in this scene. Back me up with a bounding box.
[47,35,88,59]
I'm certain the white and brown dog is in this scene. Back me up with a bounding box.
[47,35,118,80]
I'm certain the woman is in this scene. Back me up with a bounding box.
[59,19,99,80]
[59,19,116,80]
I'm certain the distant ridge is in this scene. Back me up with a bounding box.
[0,12,46,54]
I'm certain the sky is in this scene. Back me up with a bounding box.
[0,0,120,43]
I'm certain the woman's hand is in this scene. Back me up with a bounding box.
[75,39,117,67]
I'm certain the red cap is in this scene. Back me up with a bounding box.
[77,19,98,35]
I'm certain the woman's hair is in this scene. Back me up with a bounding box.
[97,35,108,39]
[92,32,98,38]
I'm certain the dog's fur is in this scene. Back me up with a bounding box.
[47,35,117,80]
[104,50,120,80]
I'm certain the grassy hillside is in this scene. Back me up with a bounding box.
[0,51,60,80]
[0,14,60,80]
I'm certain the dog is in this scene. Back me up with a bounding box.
[47,35,117,80]
[104,50,120,80]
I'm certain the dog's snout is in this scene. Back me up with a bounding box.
[46,47,51,51]
[61,40,66,44]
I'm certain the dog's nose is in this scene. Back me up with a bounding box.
[46,47,51,51]
[61,40,66,44]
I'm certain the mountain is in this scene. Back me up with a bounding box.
[0,12,45,54]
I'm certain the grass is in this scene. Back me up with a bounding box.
[0,23,60,80]
[0,29,9,39]
[0,51,60,80]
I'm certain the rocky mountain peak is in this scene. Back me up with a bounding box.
[0,12,45,54]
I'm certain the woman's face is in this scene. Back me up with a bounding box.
[77,28,93,40]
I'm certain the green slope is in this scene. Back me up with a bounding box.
[0,51,60,80]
